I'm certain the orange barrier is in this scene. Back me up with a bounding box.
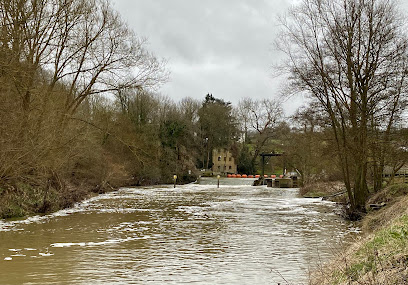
[226,174,261,178]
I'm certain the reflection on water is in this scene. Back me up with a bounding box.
[0,178,357,284]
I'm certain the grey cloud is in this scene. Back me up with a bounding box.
[111,0,302,113]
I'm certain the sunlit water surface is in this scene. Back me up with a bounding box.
[0,178,358,284]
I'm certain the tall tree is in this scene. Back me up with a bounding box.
[285,104,341,184]
[0,0,166,182]
[237,97,283,172]
[198,94,238,169]
[279,0,408,215]
[0,0,166,124]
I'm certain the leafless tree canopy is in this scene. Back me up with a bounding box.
[278,0,408,213]
[0,0,167,187]
[0,0,166,116]
[237,98,283,170]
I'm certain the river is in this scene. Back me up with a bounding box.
[0,178,358,284]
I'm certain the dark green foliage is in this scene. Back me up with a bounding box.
[199,93,238,148]
[197,94,239,169]
[237,144,254,174]
[160,120,187,148]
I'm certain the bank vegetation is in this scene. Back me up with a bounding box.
[309,183,408,284]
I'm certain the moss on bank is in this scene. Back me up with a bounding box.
[310,183,408,285]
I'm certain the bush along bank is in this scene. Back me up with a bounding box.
[310,183,408,285]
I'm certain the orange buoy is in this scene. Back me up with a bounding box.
[232,174,237,178]
[271,175,276,178]
[227,174,232,178]
[255,175,260,178]
[236,174,242,178]
[279,175,284,178]
[248,175,254,178]
[242,174,247,178]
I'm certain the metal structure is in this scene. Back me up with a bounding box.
[259,152,284,177]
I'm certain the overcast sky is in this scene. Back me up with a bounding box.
[110,0,408,115]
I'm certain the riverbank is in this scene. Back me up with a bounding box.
[308,183,408,284]
[0,174,197,220]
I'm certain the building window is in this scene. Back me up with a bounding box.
[218,166,221,170]
[218,156,221,161]
[229,166,232,170]
[229,157,232,161]
[224,157,227,161]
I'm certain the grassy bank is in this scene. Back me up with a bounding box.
[309,183,408,284]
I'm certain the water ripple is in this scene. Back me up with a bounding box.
[0,180,358,285]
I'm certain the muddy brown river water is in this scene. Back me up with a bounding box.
[0,178,358,284]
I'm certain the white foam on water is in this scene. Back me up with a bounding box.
[0,183,265,232]
[0,188,132,231]
[39,252,54,257]
[0,201,94,231]
[51,242,86,248]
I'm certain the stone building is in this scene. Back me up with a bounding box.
[212,148,237,175]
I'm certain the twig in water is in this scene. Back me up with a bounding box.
[270,269,292,285]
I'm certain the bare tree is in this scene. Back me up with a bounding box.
[237,97,283,170]
[287,104,327,184]
[278,0,408,215]
[0,0,167,181]
[0,0,166,123]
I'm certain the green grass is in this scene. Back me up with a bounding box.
[332,215,408,282]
